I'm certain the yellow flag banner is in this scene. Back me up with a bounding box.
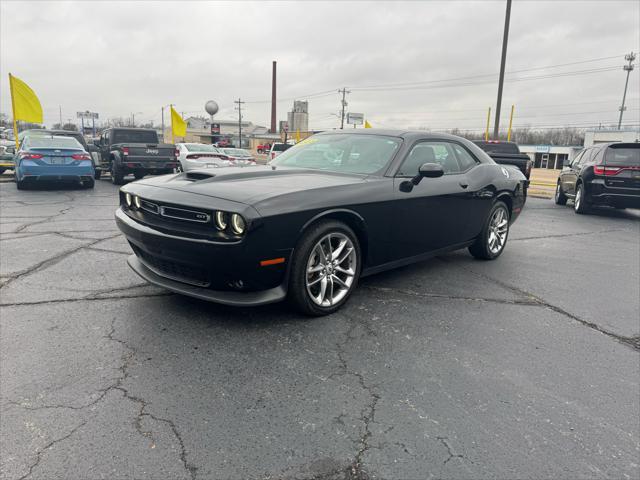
[364,120,372,129]
[295,129,301,142]
[170,106,187,138]
[9,74,43,124]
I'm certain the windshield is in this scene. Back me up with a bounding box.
[27,136,83,150]
[271,134,401,175]
[222,148,250,156]
[184,143,218,152]
[271,143,290,152]
[112,130,159,144]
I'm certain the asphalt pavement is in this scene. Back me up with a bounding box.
[1,178,638,480]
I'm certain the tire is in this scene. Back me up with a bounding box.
[133,171,145,180]
[469,201,510,260]
[288,220,361,316]
[111,162,125,185]
[554,180,567,205]
[574,183,590,214]
[94,168,102,180]
[16,179,26,190]
[83,178,95,189]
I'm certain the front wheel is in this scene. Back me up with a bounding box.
[133,171,145,180]
[288,220,361,316]
[554,181,567,205]
[574,183,590,214]
[469,201,510,260]
[111,163,125,185]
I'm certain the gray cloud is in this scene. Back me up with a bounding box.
[1,0,638,132]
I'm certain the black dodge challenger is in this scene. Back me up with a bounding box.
[116,130,527,315]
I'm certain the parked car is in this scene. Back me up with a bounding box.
[19,129,101,179]
[175,143,233,171]
[116,130,527,315]
[257,143,272,154]
[473,140,533,179]
[555,142,640,213]
[0,145,15,174]
[219,148,256,165]
[94,128,178,185]
[268,142,292,160]
[15,134,95,189]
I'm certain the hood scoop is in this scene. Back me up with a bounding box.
[185,171,217,181]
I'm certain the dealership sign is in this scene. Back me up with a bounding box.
[346,113,364,125]
[210,123,220,134]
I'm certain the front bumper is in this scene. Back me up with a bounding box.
[115,208,289,306]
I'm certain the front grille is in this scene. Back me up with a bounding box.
[135,197,211,225]
[132,245,210,287]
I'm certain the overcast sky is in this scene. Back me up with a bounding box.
[1,0,639,132]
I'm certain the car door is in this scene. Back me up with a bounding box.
[391,140,474,259]
[562,148,590,195]
[100,130,111,163]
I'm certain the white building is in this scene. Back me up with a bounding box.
[519,145,582,170]
[583,129,639,146]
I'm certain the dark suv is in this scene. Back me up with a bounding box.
[555,142,640,213]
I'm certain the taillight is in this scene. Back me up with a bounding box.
[122,147,129,156]
[271,152,275,159]
[19,153,43,160]
[594,165,623,176]
[71,154,91,160]
[175,148,180,157]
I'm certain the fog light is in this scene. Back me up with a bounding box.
[134,196,142,209]
[125,192,132,207]
[230,213,245,234]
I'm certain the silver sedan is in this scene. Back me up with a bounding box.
[175,143,233,171]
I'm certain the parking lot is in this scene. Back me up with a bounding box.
[0,179,638,479]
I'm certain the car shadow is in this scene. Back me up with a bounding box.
[567,200,640,221]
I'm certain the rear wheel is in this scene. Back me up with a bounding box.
[16,179,26,190]
[289,220,361,316]
[94,168,102,180]
[83,178,95,189]
[574,183,590,214]
[469,201,510,260]
[554,181,567,205]
[111,162,125,185]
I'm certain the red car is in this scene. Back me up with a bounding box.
[257,143,271,154]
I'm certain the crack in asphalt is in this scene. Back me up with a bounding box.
[362,285,539,307]
[510,228,627,242]
[0,232,122,289]
[13,206,73,233]
[436,436,465,465]
[85,246,131,255]
[17,420,88,480]
[0,291,172,307]
[443,261,640,351]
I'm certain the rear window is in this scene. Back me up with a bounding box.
[28,136,83,149]
[272,143,291,152]
[605,144,640,166]
[112,130,159,144]
[184,144,218,152]
[475,141,520,154]
[51,132,87,148]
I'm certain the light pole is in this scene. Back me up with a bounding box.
[493,0,512,140]
[618,52,636,129]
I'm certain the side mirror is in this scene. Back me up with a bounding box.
[418,162,445,178]
[400,163,445,192]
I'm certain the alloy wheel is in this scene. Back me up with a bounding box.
[575,185,582,211]
[487,207,508,255]
[305,233,357,307]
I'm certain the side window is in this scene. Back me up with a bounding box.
[398,141,464,177]
[572,150,586,166]
[452,143,478,171]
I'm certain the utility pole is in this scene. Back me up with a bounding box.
[493,0,512,139]
[618,51,636,129]
[234,98,245,147]
[59,106,62,127]
[338,88,350,129]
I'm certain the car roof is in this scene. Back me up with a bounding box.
[314,128,465,141]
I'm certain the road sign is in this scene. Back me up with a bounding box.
[76,111,99,120]
[211,123,220,134]
[346,113,363,125]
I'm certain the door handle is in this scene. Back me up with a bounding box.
[459,182,469,189]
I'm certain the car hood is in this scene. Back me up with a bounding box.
[133,166,368,204]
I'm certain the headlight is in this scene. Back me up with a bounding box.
[125,192,132,207]
[134,196,142,209]
[230,213,246,234]
[215,211,228,230]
